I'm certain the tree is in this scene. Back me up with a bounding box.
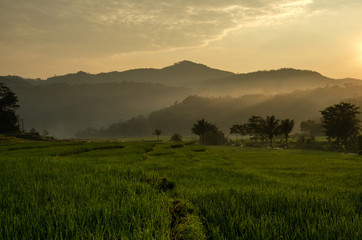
[191,119,214,144]
[203,127,227,145]
[0,83,19,133]
[247,116,263,143]
[237,124,249,144]
[260,115,280,148]
[320,102,360,147]
[192,119,226,145]
[170,133,182,142]
[153,129,163,141]
[229,124,239,141]
[280,119,295,147]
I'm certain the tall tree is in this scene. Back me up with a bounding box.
[320,102,360,146]
[0,83,19,133]
[230,124,239,141]
[0,83,19,112]
[192,119,226,145]
[153,129,163,141]
[191,119,214,144]
[260,115,280,148]
[280,119,295,147]
[247,116,263,143]
[237,124,249,144]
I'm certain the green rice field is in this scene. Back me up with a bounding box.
[0,141,361,239]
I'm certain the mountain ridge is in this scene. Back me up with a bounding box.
[2,61,361,90]
[1,60,362,138]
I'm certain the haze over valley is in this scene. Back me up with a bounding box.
[1,61,361,138]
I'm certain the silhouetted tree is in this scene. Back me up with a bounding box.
[320,102,360,147]
[237,124,249,144]
[191,119,214,144]
[203,127,227,145]
[280,119,295,147]
[0,83,19,133]
[260,116,280,148]
[230,124,239,141]
[153,129,163,141]
[170,133,182,142]
[192,119,226,145]
[247,116,263,143]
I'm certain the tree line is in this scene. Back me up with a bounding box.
[191,102,361,153]
[1,82,361,153]
[192,116,294,148]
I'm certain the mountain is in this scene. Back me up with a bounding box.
[45,60,234,87]
[202,68,362,95]
[1,61,362,138]
[6,60,361,92]
[44,62,361,95]
[76,85,362,138]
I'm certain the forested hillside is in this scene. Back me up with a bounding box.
[76,85,362,138]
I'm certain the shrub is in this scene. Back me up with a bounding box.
[170,133,182,142]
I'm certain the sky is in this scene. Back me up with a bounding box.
[1,0,362,79]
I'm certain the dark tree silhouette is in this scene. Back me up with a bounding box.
[260,115,280,148]
[237,124,249,144]
[320,102,360,146]
[230,124,239,141]
[247,116,263,143]
[192,119,226,145]
[170,133,182,142]
[0,83,19,133]
[191,119,214,144]
[280,119,295,147]
[153,129,163,141]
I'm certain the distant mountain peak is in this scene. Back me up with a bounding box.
[75,71,89,75]
[163,60,211,70]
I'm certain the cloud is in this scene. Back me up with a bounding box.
[0,0,313,57]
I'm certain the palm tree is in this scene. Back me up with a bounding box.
[280,119,295,147]
[260,116,280,148]
[191,119,214,144]
[153,129,163,141]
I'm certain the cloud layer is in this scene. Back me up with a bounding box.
[0,0,313,56]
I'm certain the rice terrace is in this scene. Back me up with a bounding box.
[0,138,361,239]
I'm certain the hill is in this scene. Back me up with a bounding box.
[203,68,362,95]
[0,79,192,137]
[76,85,362,138]
[2,61,362,137]
[44,60,234,87]
[4,61,360,93]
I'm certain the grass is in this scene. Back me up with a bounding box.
[0,141,361,239]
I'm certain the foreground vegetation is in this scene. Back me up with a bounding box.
[0,141,361,239]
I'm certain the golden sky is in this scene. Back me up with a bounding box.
[1,0,362,79]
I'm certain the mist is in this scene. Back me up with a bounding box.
[1,61,361,138]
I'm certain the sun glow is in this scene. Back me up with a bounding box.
[359,41,362,63]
